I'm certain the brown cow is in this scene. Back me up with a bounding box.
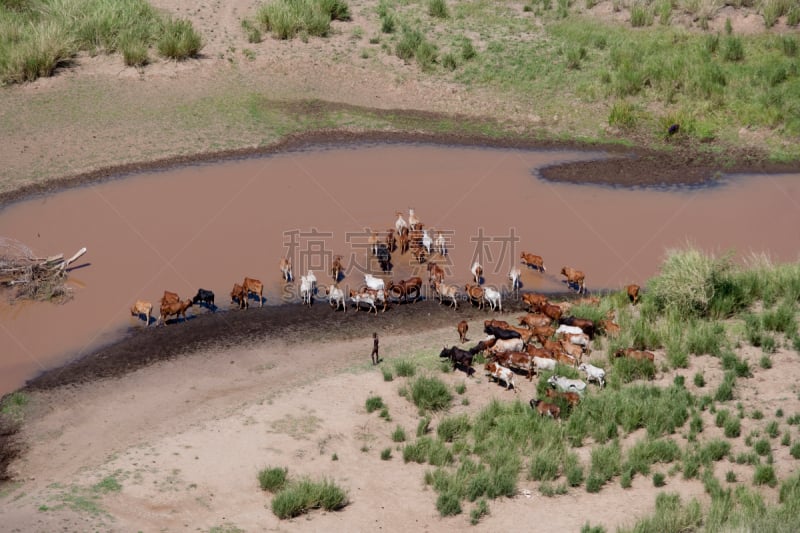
[542,303,563,322]
[531,325,556,343]
[427,261,445,284]
[242,277,264,307]
[385,229,396,252]
[627,284,641,305]
[492,350,535,381]
[367,231,380,256]
[530,398,561,419]
[398,227,410,254]
[520,251,546,272]
[560,317,595,339]
[599,319,621,338]
[279,257,293,282]
[518,313,551,329]
[485,319,513,330]
[389,277,423,303]
[559,339,584,364]
[560,266,586,294]
[457,320,469,343]
[545,388,580,408]
[521,293,548,312]
[161,290,180,306]
[130,300,153,326]
[614,348,655,362]
[465,284,485,310]
[231,283,247,309]
[330,255,344,282]
[574,296,601,306]
[410,244,427,264]
[158,298,192,325]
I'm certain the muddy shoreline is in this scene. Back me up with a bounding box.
[2,128,798,209]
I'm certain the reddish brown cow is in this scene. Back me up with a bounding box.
[530,398,561,419]
[574,296,601,306]
[279,257,293,282]
[531,325,556,342]
[614,348,655,362]
[485,319,513,330]
[545,388,581,408]
[599,319,621,338]
[491,350,535,381]
[242,277,264,307]
[560,266,586,294]
[525,344,555,360]
[627,284,641,305]
[465,284,485,309]
[385,229,396,252]
[457,320,469,343]
[521,293,548,312]
[330,255,344,282]
[518,313,551,329]
[389,277,423,303]
[231,283,247,309]
[427,261,445,284]
[161,290,180,306]
[410,244,427,264]
[398,227,410,254]
[520,252,546,272]
[559,340,584,363]
[542,303,563,322]
[541,338,563,354]
[158,298,193,325]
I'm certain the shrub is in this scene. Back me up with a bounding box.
[790,442,800,459]
[753,465,777,487]
[529,447,561,482]
[649,248,734,317]
[724,417,741,438]
[754,439,771,456]
[394,359,415,377]
[396,28,423,62]
[428,0,449,18]
[241,19,262,43]
[470,498,489,525]
[766,420,780,438]
[120,34,148,67]
[417,416,431,436]
[588,440,622,491]
[366,396,384,413]
[722,36,744,62]
[608,100,638,129]
[391,425,406,442]
[726,470,737,482]
[319,0,351,20]
[380,13,395,33]
[782,432,791,447]
[157,18,203,60]
[410,376,452,412]
[715,371,736,402]
[271,478,348,518]
[565,46,586,69]
[415,40,438,71]
[258,467,288,492]
[565,452,584,487]
[461,38,476,61]
[693,373,705,388]
[442,52,457,71]
[437,414,470,442]
[630,3,652,27]
[380,447,392,460]
[618,493,702,532]
[653,472,666,487]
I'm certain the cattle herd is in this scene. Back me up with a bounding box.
[130,208,646,413]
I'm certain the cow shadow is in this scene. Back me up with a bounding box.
[132,312,154,326]
[197,302,217,312]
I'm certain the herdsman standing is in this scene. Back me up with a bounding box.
[371,332,379,365]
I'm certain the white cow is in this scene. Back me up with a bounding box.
[547,375,587,394]
[556,324,584,336]
[395,212,409,234]
[508,267,521,293]
[433,280,459,310]
[306,270,317,292]
[471,262,483,284]
[408,208,420,230]
[364,273,385,291]
[489,337,524,354]
[351,292,378,314]
[533,355,557,374]
[422,229,432,255]
[435,232,447,255]
[486,361,516,391]
[327,284,345,312]
[484,287,502,312]
[579,363,606,388]
[300,275,314,306]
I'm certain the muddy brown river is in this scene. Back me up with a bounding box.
[1,143,799,395]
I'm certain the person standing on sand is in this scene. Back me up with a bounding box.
[371,332,380,365]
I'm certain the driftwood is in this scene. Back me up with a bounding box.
[0,239,87,302]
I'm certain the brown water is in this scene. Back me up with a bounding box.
[1,143,799,395]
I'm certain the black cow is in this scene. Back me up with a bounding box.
[192,288,215,310]
[439,346,475,375]
[377,244,392,273]
[484,324,521,340]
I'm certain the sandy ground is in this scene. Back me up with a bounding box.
[2,310,800,531]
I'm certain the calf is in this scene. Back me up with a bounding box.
[377,244,392,272]
[485,361,516,391]
[457,320,469,343]
[520,252,546,272]
[130,300,153,326]
[530,398,560,419]
[192,288,215,310]
[158,298,193,326]
[627,284,641,305]
[614,348,655,362]
[579,363,606,388]
[559,339,584,363]
[435,231,447,255]
[560,266,586,294]
[492,350,535,381]
[545,388,581,408]
[350,290,378,314]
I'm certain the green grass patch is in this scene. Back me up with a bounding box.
[409,376,452,412]
[366,396,384,413]
[393,359,416,377]
[270,477,348,519]
[258,467,288,492]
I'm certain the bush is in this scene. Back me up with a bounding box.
[380,13,395,33]
[366,396,384,413]
[157,18,203,60]
[258,467,288,492]
[417,416,431,437]
[766,420,780,438]
[441,52,457,71]
[380,447,392,460]
[694,373,705,388]
[410,376,452,412]
[394,359,415,377]
[618,493,702,532]
[790,442,800,459]
[565,452,584,487]
[722,35,744,62]
[437,414,470,442]
[724,417,741,438]
[630,3,652,27]
[753,465,777,487]
[396,28,423,61]
[653,472,666,487]
[608,100,638,129]
[529,447,561,482]
[415,40,438,71]
[715,371,736,402]
[726,470,737,482]
[470,498,489,525]
[428,0,449,18]
[754,439,771,456]
[120,34,148,67]
[381,367,393,381]
[271,478,348,519]
[649,248,733,318]
[461,38,476,61]
[392,425,407,442]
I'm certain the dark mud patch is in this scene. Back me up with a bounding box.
[21,297,545,392]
